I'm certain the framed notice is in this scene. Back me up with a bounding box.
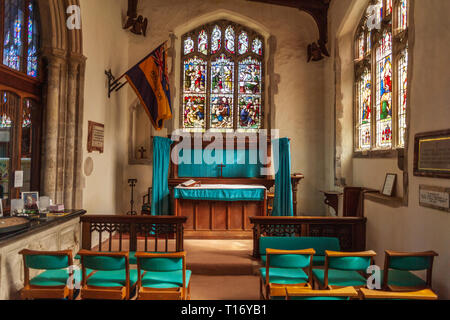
[88,121,104,153]
[382,173,397,196]
[414,129,450,179]
[419,185,450,213]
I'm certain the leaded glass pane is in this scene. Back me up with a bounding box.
[225,26,235,54]
[398,50,408,147]
[27,1,39,77]
[211,54,234,95]
[238,95,261,130]
[3,0,25,71]
[210,95,233,130]
[183,57,207,94]
[198,30,208,55]
[252,38,262,56]
[398,0,408,30]
[239,57,261,94]
[357,33,365,59]
[184,37,194,55]
[183,95,206,130]
[238,32,248,55]
[386,0,392,15]
[357,71,372,150]
[211,25,222,54]
[376,30,393,148]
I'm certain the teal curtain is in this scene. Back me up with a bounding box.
[272,138,294,216]
[151,137,173,215]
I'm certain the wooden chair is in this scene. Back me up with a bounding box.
[259,248,315,300]
[382,250,438,292]
[312,250,376,290]
[19,249,77,300]
[78,250,138,300]
[135,251,191,300]
[360,288,438,300]
[286,286,359,300]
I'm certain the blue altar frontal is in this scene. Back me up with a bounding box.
[174,184,267,202]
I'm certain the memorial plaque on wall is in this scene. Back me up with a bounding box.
[87,121,104,153]
[419,185,450,212]
[414,129,450,179]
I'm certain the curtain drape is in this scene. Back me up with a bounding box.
[272,138,294,217]
[151,136,173,215]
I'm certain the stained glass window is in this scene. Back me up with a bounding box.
[225,26,235,54]
[198,30,208,55]
[184,37,194,55]
[376,30,393,148]
[2,0,40,77]
[252,38,263,56]
[398,0,408,30]
[238,32,249,55]
[183,57,207,130]
[181,21,264,132]
[398,50,408,147]
[357,71,372,150]
[354,1,408,152]
[211,26,222,54]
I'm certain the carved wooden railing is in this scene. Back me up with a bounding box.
[249,216,367,258]
[81,215,187,253]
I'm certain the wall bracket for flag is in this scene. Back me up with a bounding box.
[105,69,128,98]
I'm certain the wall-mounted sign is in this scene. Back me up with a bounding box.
[87,121,104,153]
[419,185,450,213]
[414,129,450,179]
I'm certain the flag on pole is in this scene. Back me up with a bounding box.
[125,42,172,130]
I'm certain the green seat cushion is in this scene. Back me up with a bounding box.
[141,270,192,289]
[382,269,427,288]
[313,269,367,287]
[261,255,325,267]
[30,269,73,287]
[289,296,351,301]
[260,267,309,285]
[86,269,139,288]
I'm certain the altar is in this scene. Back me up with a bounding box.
[168,134,274,239]
[174,184,267,239]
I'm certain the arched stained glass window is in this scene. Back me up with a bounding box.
[181,20,265,132]
[2,0,40,77]
[354,0,409,152]
[0,0,43,202]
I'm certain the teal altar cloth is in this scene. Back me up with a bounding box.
[174,184,266,202]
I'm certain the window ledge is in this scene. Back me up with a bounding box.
[353,149,401,159]
[364,192,405,208]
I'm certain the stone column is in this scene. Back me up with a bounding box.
[42,53,65,201]
[63,60,80,209]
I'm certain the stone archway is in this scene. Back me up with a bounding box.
[37,0,86,209]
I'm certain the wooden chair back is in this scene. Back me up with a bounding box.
[360,288,438,300]
[383,250,438,290]
[135,251,188,300]
[286,287,359,300]
[19,249,74,300]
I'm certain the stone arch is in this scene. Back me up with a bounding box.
[36,0,86,209]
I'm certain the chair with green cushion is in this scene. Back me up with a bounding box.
[78,250,138,300]
[382,250,438,292]
[259,237,340,267]
[360,288,438,300]
[259,248,315,300]
[19,249,78,300]
[312,250,376,290]
[286,286,359,300]
[135,251,191,300]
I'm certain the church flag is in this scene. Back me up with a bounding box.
[125,42,172,130]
